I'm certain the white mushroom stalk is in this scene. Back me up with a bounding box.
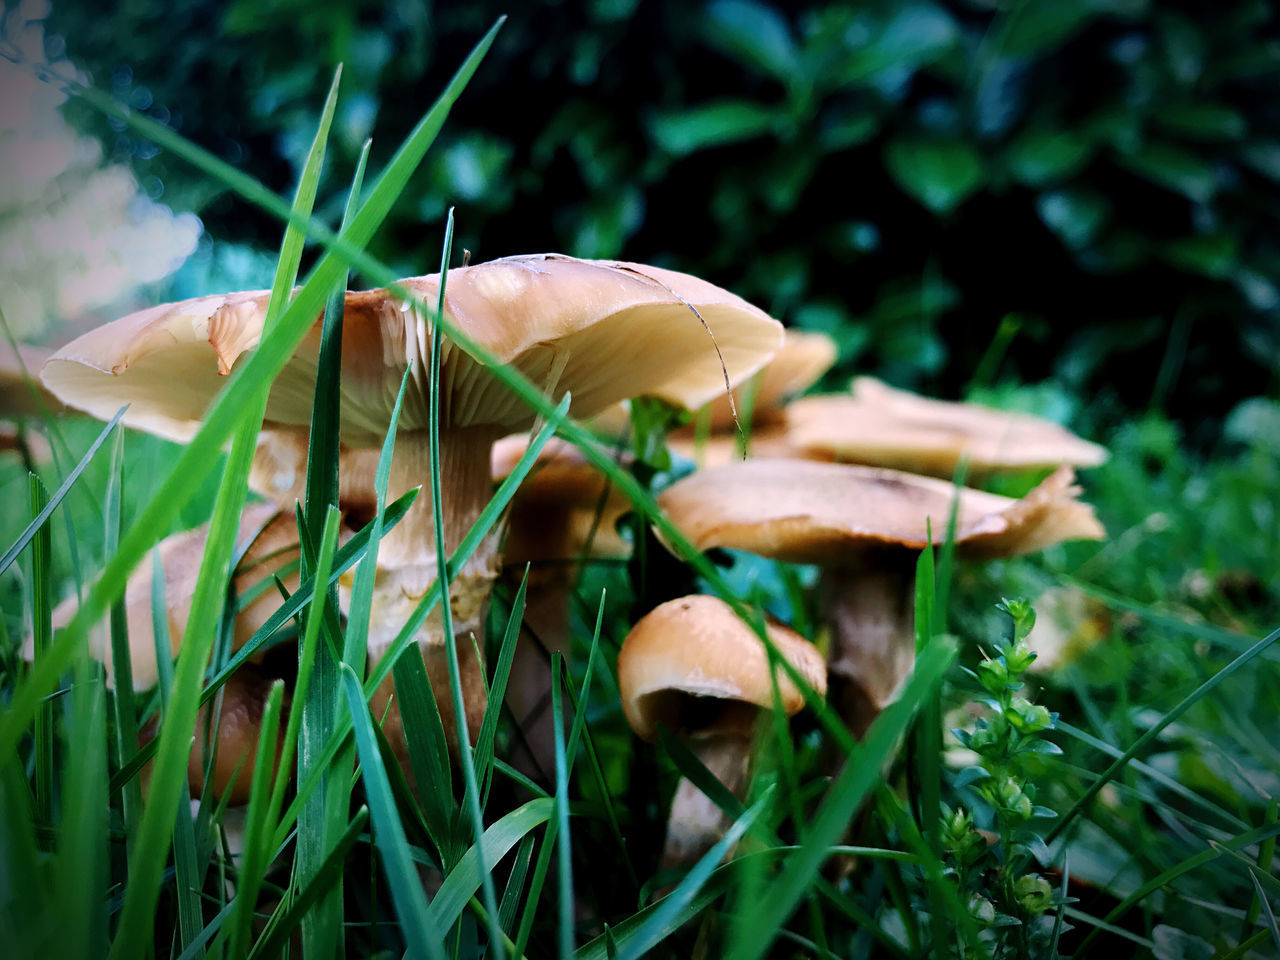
[657,461,1106,737]
[42,254,786,768]
[617,595,826,870]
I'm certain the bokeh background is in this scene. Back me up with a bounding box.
[4,0,1276,446]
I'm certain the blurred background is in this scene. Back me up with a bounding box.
[1,0,1275,448]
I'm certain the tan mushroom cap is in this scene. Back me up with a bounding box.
[41,255,784,446]
[617,594,827,742]
[491,433,632,564]
[46,501,306,690]
[786,377,1108,477]
[657,460,1105,567]
[2,341,61,418]
[700,329,837,430]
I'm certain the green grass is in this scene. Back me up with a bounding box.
[2,15,1279,960]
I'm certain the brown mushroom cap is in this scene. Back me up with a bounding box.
[616,594,827,742]
[491,432,632,565]
[656,459,1105,567]
[40,255,784,446]
[786,377,1108,476]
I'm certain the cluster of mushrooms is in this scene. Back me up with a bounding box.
[23,252,1106,871]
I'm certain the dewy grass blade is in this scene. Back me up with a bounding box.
[1048,622,1280,844]
[1,18,504,764]
[727,636,958,960]
[341,664,448,960]
[0,406,124,578]
[110,68,341,960]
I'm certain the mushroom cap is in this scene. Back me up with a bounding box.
[786,377,1108,476]
[616,594,827,742]
[41,255,784,447]
[699,328,837,430]
[2,341,60,418]
[656,459,1105,567]
[491,432,632,564]
[45,501,305,690]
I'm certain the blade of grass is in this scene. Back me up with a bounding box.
[498,833,536,938]
[2,18,505,764]
[106,489,416,795]
[424,210,506,958]
[727,635,958,960]
[0,407,124,578]
[53,637,109,957]
[477,568,529,807]
[1247,870,1280,955]
[227,680,286,958]
[341,663,448,960]
[550,656,576,959]
[614,791,773,960]
[429,798,556,932]
[302,138,371,960]
[27,475,53,825]
[104,428,142,852]
[1243,799,1279,940]
[0,753,51,956]
[110,66,342,958]
[247,807,370,960]
[1048,623,1280,844]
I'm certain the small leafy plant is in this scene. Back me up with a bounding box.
[946,598,1068,960]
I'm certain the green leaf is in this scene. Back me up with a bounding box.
[1006,126,1095,186]
[1116,142,1216,203]
[649,101,778,156]
[884,136,983,215]
[1037,187,1109,249]
[1152,102,1247,141]
[834,4,958,85]
[999,0,1095,57]
[703,0,798,83]
[341,664,448,960]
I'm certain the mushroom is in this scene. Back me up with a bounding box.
[41,254,784,763]
[657,461,1104,735]
[491,432,633,780]
[616,594,826,869]
[651,329,837,468]
[786,377,1108,478]
[36,501,310,800]
[1,341,60,464]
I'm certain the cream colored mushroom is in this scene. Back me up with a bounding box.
[42,254,784,764]
[786,377,1108,477]
[657,461,1104,736]
[617,594,826,869]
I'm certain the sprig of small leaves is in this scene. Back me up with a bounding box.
[944,598,1068,960]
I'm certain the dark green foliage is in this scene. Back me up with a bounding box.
[48,0,1280,430]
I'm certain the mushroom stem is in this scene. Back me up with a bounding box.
[662,732,751,871]
[357,425,505,761]
[504,564,576,781]
[820,557,917,738]
[185,667,292,805]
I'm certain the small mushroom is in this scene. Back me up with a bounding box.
[657,461,1104,735]
[617,594,826,869]
[43,255,784,768]
[492,432,633,780]
[786,377,1108,478]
